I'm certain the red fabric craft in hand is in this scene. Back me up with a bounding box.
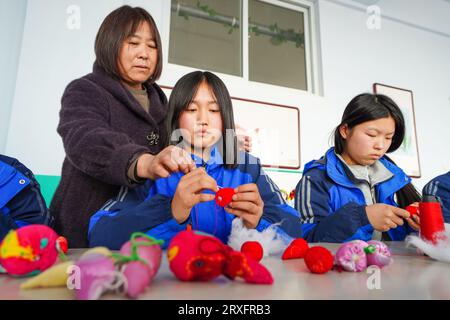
[406,205,420,218]
[215,188,235,207]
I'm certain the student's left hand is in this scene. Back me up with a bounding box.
[225,183,264,229]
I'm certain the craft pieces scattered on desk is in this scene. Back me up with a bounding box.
[167,230,273,284]
[228,218,285,258]
[17,231,164,300]
[280,238,392,274]
[281,238,334,274]
[75,232,163,299]
[4,204,450,300]
[335,240,392,272]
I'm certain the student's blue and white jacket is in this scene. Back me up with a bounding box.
[0,155,53,240]
[88,147,302,249]
[294,147,413,242]
[423,171,450,223]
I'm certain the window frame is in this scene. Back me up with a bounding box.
[162,0,321,95]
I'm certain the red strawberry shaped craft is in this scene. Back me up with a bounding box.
[215,188,235,207]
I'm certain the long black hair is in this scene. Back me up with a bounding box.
[334,93,420,208]
[334,93,405,154]
[384,155,422,208]
[165,71,238,169]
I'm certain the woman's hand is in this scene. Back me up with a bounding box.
[235,124,252,153]
[365,204,411,232]
[171,168,217,224]
[136,146,196,180]
[405,202,420,231]
[225,183,264,229]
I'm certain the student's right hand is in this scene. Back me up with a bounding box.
[136,146,196,180]
[365,204,411,232]
[171,168,218,224]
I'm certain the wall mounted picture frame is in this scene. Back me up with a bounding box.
[161,86,301,170]
[373,83,421,178]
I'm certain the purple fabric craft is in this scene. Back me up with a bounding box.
[366,240,393,268]
[335,240,368,272]
[119,236,162,279]
[122,261,152,299]
[74,253,116,300]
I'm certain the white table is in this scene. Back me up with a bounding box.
[1,242,449,300]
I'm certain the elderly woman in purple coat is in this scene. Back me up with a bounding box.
[51,6,196,247]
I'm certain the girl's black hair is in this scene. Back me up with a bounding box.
[384,155,422,208]
[165,71,238,169]
[333,93,405,154]
[94,5,163,83]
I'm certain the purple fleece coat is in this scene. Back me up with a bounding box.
[50,63,168,248]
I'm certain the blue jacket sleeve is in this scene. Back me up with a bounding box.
[88,181,174,249]
[294,171,370,242]
[423,173,450,223]
[252,159,302,239]
[0,156,53,240]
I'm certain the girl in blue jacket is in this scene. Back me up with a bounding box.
[295,93,421,242]
[88,71,302,249]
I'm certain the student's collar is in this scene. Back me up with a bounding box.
[190,145,224,168]
[334,152,393,186]
[324,148,361,189]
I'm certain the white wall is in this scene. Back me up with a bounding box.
[4,0,450,194]
[5,0,124,173]
[0,0,27,153]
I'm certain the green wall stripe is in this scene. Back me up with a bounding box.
[35,175,61,207]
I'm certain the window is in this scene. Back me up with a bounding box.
[169,0,242,76]
[169,0,317,93]
[248,0,308,90]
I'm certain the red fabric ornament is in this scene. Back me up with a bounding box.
[0,225,60,276]
[304,246,334,274]
[167,230,273,284]
[215,188,235,207]
[56,236,68,254]
[282,238,309,260]
[241,241,264,262]
[224,250,273,284]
